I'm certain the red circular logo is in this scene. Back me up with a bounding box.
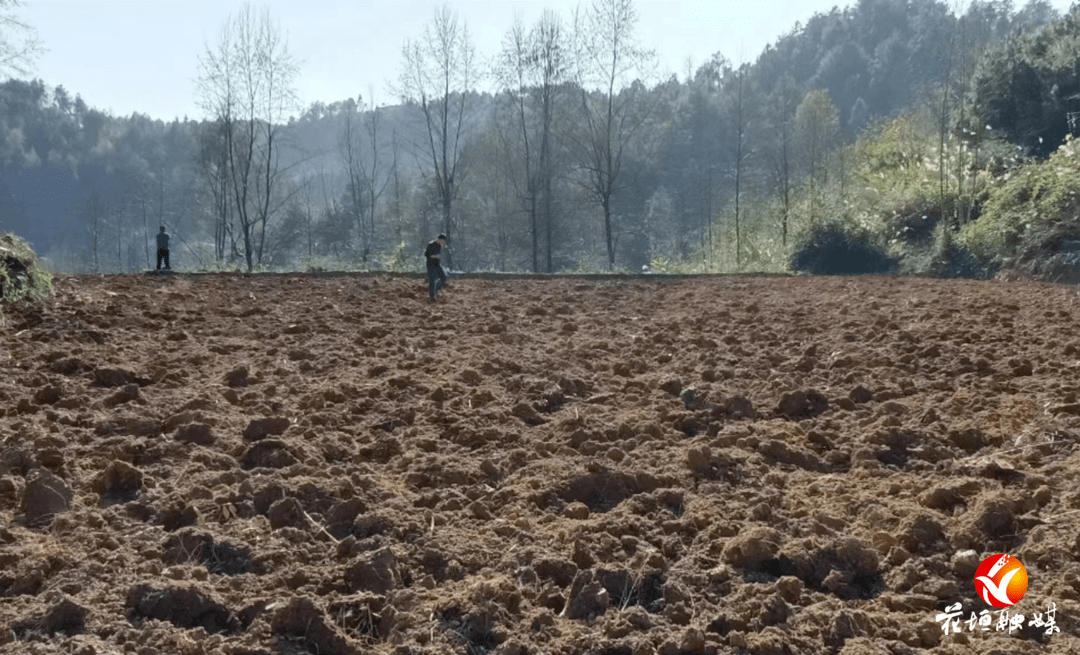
[974,554,1028,608]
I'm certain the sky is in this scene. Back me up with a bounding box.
[15,0,1078,123]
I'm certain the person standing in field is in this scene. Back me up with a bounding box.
[425,234,448,302]
[156,226,171,270]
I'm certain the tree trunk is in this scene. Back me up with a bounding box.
[603,193,614,268]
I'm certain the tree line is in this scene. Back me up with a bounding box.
[0,0,1068,274]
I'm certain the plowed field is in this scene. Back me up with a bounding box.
[2,273,1079,655]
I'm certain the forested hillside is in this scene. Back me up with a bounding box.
[0,0,1073,277]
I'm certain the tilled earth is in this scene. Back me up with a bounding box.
[1,272,1080,655]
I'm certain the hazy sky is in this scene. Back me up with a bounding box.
[17,0,1076,122]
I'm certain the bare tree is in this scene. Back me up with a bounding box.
[764,75,799,247]
[0,0,43,77]
[0,0,43,253]
[723,62,752,266]
[495,10,567,272]
[195,120,235,263]
[82,190,104,274]
[676,55,724,263]
[794,89,840,225]
[340,92,390,263]
[397,5,475,269]
[385,129,408,247]
[197,4,299,272]
[570,0,657,268]
[339,97,367,259]
[361,92,391,262]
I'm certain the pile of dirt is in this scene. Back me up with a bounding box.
[0,272,1078,655]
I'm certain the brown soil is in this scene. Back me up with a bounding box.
[2,272,1080,655]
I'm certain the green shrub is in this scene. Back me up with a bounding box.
[375,241,418,273]
[789,221,897,275]
[886,205,941,247]
[0,233,52,307]
[1004,218,1080,282]
[962,135,1080,261]
[928,223,997,279]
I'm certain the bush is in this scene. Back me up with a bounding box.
[1003,218,1080,282]
[789,221,897,275]
[928,224,997,279]
[885,200,945,247]
[0,233,52,307]
[375,241,418,273]
[962,136,1080,262]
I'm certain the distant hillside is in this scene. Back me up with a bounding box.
[279,93,500,189]
[0,0,1064,273]
[753,0,1057,132]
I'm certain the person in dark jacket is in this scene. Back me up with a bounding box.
[424,234,448,302]
[156,226,171,270]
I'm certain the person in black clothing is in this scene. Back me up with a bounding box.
[425,234,448,301]
[156,226,171,270]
